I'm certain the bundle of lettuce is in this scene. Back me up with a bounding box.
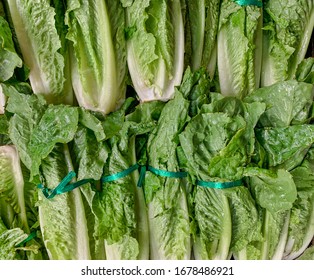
[2,83,95,259]
[285,147,314,259]
[178,93,268,259]
[0,0,131,259]
[143,67,211,259]
[1,79,162,260]
[0,8,47,259]
[73,99,165,260]
[242,80,314,259]
[0,0,313,261]
[3,0,127,114]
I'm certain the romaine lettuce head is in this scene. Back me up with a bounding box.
[217,0,263,98]
[66,0,127,114]
[5,0,74,105]
[124,0,185,102]
[261,0,314,86]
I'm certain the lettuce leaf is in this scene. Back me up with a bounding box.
[0,217,34,260]
[185,0,220,78]
[0,16,22,82]
[284,148,314,259]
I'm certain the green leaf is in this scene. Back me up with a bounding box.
[78,108,106,142]
[296,246,314,260]
[245,81,314,127]
[179,111,247,181]
[226,186,262,253]
[191,186,231,259]
[28,105,78,178]
[248,169,297,214]
[0,218,28,260]
[295,57,314,84]
[262,209,290,260]
[4,83,47,170]
[0,16,22,82]
[284,148,314,259]
[178,67,211,117]
[0,145,29,232]
[145,91,191,259]
[4,83,46,121]
[0,114,8,135]
[186,0,220,77]
[79,185,106,260]
[72,125,109,181]
[256,125,314,169]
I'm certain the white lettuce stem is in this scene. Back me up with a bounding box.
[129,136,149,260]
[271,211,290,260]
[288,9,314,80]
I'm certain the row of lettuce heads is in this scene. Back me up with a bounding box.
[0,0,314,260]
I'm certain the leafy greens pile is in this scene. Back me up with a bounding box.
[0,0,313,260]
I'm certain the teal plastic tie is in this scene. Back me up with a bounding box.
[136,165,188,188]
[101,163,139,183]
[15,231,37,247]
[137,165,147,188]
[234,0,262,7]
[148,166,188,178]
[38,171,76,199]
[61,178,95,193]
[38,171,94,199]
[196,179,243,189]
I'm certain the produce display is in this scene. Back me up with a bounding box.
[0,0,313,260]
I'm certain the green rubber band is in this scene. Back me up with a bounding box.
[38,171,76,199]
[15,231,37,247]
[38,172,94,199]
[61,178,95,193]
[137,165,147,188]
[148,166,188,178]
[234,0,262,7]
[101,163,139,183]
[136,165,188,188]
[196,179,243,189]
